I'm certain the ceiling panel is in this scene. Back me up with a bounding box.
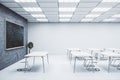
[104,11,120,14]
[49,19,58,22]
[1,3,20,8]
[21,14,34,18]
[78,2,99,8]
[115,4,120,8]
[0,0,15,2]
[71,15,85,22]
[59,3,78,7]
[80,0,102,2]
[59,12,74,14]
[16,11,29,15]
[75,8,94,12]
[28,19,39,22]
[38,3,58,8]
[97,2,118,7]
[37,0,57,2]
[72,15,85,19]
[10,8,26,12]
[109,8,120,12]
[95,15,111,19]
[46,15,58,19]
[74,11,89,15]
[42,8,58,12]
[44,12,58,15]
[18,2,39,7]
[93,18,102,22]
[0,0,120,22]
[27,12,43,14]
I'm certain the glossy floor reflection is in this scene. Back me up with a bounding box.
[0,55,120,80]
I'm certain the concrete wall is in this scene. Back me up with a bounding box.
[28,22,120,54]
[0,4,28,70]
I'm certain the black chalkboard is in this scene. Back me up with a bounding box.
[6,21,24,50]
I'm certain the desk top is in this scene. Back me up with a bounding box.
[88,48,103,51]
[100,51,120,57]
[71,52,91,57]
[67,48,81,51]
[25,51,48,57]
[106,48,120,51]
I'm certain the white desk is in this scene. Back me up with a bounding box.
[67,48,81,63]
[106,48,120,52]
[71,52,92,72]
[67,48,81,55]
[100,52,120,72]
[88,48,101,51]
[25,51,49,73]
[88,48,103,54]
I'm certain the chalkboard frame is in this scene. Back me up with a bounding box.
[5,19,24,50]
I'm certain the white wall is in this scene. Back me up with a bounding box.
[28,23,120,54]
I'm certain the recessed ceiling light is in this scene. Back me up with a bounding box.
[31,14,46,18]
[23,7,42,12]
[112,14,120,18]
[103,19,116,22]
[59,0,80,3]
[59,19,70,22]
[59,8,76,12]
[37,19,48,22]
[102,0,120,2]
[59,14,73,17]
[81,19,93,22]
[14,0,36,2]
[85,14,100,18]
[92,8,111,12]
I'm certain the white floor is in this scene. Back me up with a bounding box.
[0,55,120,80]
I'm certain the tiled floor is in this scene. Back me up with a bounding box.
[0,55,120,80]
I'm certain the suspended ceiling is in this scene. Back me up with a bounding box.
[0,0,120,22]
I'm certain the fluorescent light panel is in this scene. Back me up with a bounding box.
[112,14,120,18]
[14,0,36,2]
[92,8,111,12]
[37,19,48,22]
[59,14,72,17]
[31,14,46,17]
[59,8,76,12]
[23,7,42,12]
[81,19,93,22]
[103,19,116,21]
[85,14,100,18]
[59,19,70,22]
[102,0,120,2]
[59,0,80,3]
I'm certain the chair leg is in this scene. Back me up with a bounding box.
[70,54,72,64]
[47,54,49,64]
[42,57,45,73]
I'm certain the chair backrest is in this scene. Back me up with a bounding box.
[115,50,120,54]
[90,49,104,61]
[104,48,118,52]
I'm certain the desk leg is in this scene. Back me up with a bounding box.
[33,57,35,65]
[42,56,45,73]
[47,54,49,64]
[70,54,72,64]
[67,50,68,56]
[69,53,70,60]
[83,59,86,67]
[69,51,71,60]
[108,57,111,73]
[74,57,77,73]
[24,57,27,72]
